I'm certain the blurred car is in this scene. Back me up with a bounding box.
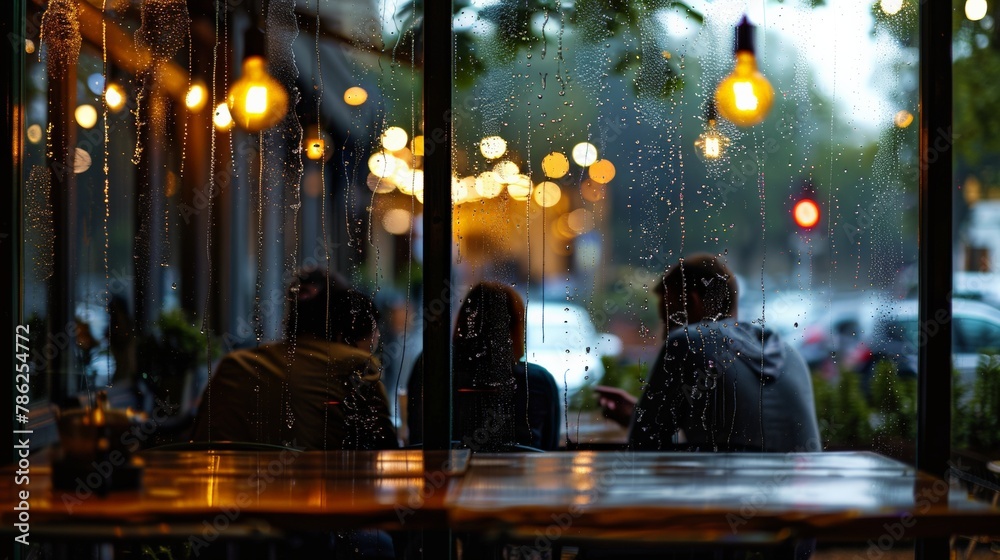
[847,298,1000,391]
[796,295,879,377]
[524,302,622,395]
[738,287,824,346]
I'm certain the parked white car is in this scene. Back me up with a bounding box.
[524,302,622,395]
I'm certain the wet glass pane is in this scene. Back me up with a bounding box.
[13,0,991,557]
[430,0,920,461]
[19,0,423,452]
[951,0,1000,539]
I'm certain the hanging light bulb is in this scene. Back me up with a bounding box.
[694,101,730,160]
[966,0,988,21]
[304,124,327,160]
[227,27,288,133]
[715,16,774,127]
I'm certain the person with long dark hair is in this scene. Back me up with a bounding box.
[407,282,560,451]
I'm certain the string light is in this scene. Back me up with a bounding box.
[694,102,730,160]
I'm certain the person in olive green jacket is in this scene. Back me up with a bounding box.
[191,269,397,451]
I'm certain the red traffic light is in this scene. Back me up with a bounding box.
[792,198,820,229]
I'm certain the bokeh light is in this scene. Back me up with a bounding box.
[381,127,409,151]
[588,159,616,184]
[572,142,598,167]
[75,105,98,129]
[344,86,368,106]
[480,136,507,159]
[542,152,570,178]
[533,181,562,207]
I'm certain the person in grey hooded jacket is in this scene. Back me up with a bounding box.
[598,253,821,453]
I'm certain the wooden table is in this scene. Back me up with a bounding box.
[6,449,468,539]
[449,451,1000,544]
[2,450,998,545]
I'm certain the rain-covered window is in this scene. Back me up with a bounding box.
[11,0,996,515]
[952,0,1000,484]
[431,0,926,460]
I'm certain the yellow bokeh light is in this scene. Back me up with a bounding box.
[368,152,399,179]
[894,110,914,128]
[581,179,606,202]
[880,0,903,14]
[381,127,409,152]
[588,159,616,184]
[406,170,424,196]
[542,152,570,178]
[213,102,234,130]
[493,160,519,183]
[452,176,469,203]
[460,176,480,202]
[105,83,126,112]
[25,39,35,54]
[412,135,425,156]
[344,86,368,106]
[572,142,598,167]
[554,214,577,239]
[382,208,412,235]
[507,175,533,201]
[306,138,326,160]
[568,208,595,234]
[475,171,504,198]
[533,181,562,208]
[480,136,507,159]
[394,168,422,195]
[185,83,208,111]
[75,105,98,129]
[26,124,43,144]
[367,173,396,194]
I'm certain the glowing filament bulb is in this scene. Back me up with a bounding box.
[227,56,288,132]
[733,83,759,111]
[715,17,774,127]
[694,120,730,160]
[245,86,268,115]
[705,137,720,158]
